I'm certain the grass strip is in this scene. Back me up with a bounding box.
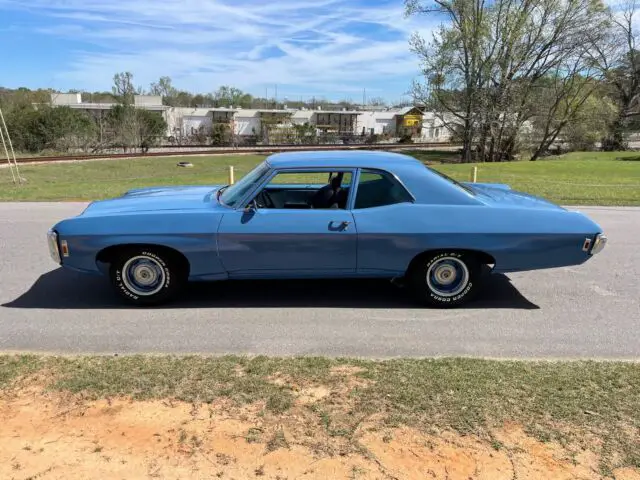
[1,355,638,474]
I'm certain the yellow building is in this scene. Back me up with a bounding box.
[395,106,424,138]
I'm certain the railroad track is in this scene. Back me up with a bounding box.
[11,142,461,165]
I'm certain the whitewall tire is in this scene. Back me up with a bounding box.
[109,247,186,306]
[408,251,480,307]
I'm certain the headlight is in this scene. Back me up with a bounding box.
[47,229,61,264]
[590,233,607,255]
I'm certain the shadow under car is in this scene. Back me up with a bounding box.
[2,267,539,310]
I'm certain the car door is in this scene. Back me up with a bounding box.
[350,168,417,275]
[216,169,357,277]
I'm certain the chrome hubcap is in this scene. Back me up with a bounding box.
[122,256,165,296]
[426,257,469,297]
[133,265,158,286]
[434,264,457,285]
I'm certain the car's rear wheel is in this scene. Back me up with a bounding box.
[408,251,481,307]
[109,247,187,306]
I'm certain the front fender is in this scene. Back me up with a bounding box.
[53,211,228,280]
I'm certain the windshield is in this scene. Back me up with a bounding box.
[425,165,476,195]
[219,161,271,207]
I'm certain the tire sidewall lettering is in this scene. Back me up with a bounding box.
[115,252,171,298]
[425,252,472,304]
[141,251,171,289]
[115,269,140,300]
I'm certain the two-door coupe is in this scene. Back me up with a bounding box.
[46,150,607,307]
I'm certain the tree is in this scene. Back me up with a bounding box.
[106,105,167,152]
[37,106,98,152]
[367,97,388,106]
[149,76,179,106]
[406,0,613,161]
[212,86,253,108]
[112,72,137,105]
[406,0,493,162]
[136,109,167,150]
[210,123,231,145]
[561,93,618,151]
[4,106,97,153]
[106,104,138,151]
[527,71,605,160]
[593,0,640,149]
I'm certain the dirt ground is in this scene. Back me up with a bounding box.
[1,386,638,480]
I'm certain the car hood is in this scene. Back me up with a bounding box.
[463,182,566,210]
[79,185,226,216]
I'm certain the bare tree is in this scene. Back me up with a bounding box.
[149,76,179,106]
[407,0,493,162]
[593,0,640,149]
[112,72,137,105]
[406,0,613,161]
[529,61,604,160]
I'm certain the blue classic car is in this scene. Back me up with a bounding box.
[46,150,607,307]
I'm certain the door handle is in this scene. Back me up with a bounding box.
[329,220,351,231]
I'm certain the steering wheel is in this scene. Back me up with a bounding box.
[256,189,275,209]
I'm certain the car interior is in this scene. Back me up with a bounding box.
[252,171,351,209]
[250,169,412,210]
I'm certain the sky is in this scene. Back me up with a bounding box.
[0,0,441,103]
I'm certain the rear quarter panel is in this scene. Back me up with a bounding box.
[53,210,227,280]
[353,203,603,274]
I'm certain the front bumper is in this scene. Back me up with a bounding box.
[583,233,607,255]
[47,229,69,264]
[47,229,61,264]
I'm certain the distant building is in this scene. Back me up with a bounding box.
[164,107,236,142]
[50,92,167,113]
[357,107,452,142]
[46,92,455,144]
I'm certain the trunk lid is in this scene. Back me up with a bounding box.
[463,182,566,210]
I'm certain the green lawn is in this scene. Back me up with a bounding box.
[437,151,640,206]
[2,151,639,205]
[1,154,266,201]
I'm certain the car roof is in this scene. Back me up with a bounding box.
[265,150,424,170]
[264,149,483,206]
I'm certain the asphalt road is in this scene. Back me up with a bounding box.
[1,203,638,359]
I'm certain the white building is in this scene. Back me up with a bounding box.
[357,107,453,142]
[422,112,453,142]
[46,92,456,144]
[50,92,168,113]
[165,107,236,141]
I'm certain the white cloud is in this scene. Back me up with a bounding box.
[1,0,440,100]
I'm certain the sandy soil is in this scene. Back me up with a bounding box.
[1,387,638,480]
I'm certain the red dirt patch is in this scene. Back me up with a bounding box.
[0,391,637,480]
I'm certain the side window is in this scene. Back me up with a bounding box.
[354,170,412,209]
[251,170,353,210]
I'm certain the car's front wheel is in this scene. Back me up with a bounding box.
[109,247,187,306]
[408,251,480,307]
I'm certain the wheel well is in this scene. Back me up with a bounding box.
[405,249,496,275]
[96,244,190,275]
